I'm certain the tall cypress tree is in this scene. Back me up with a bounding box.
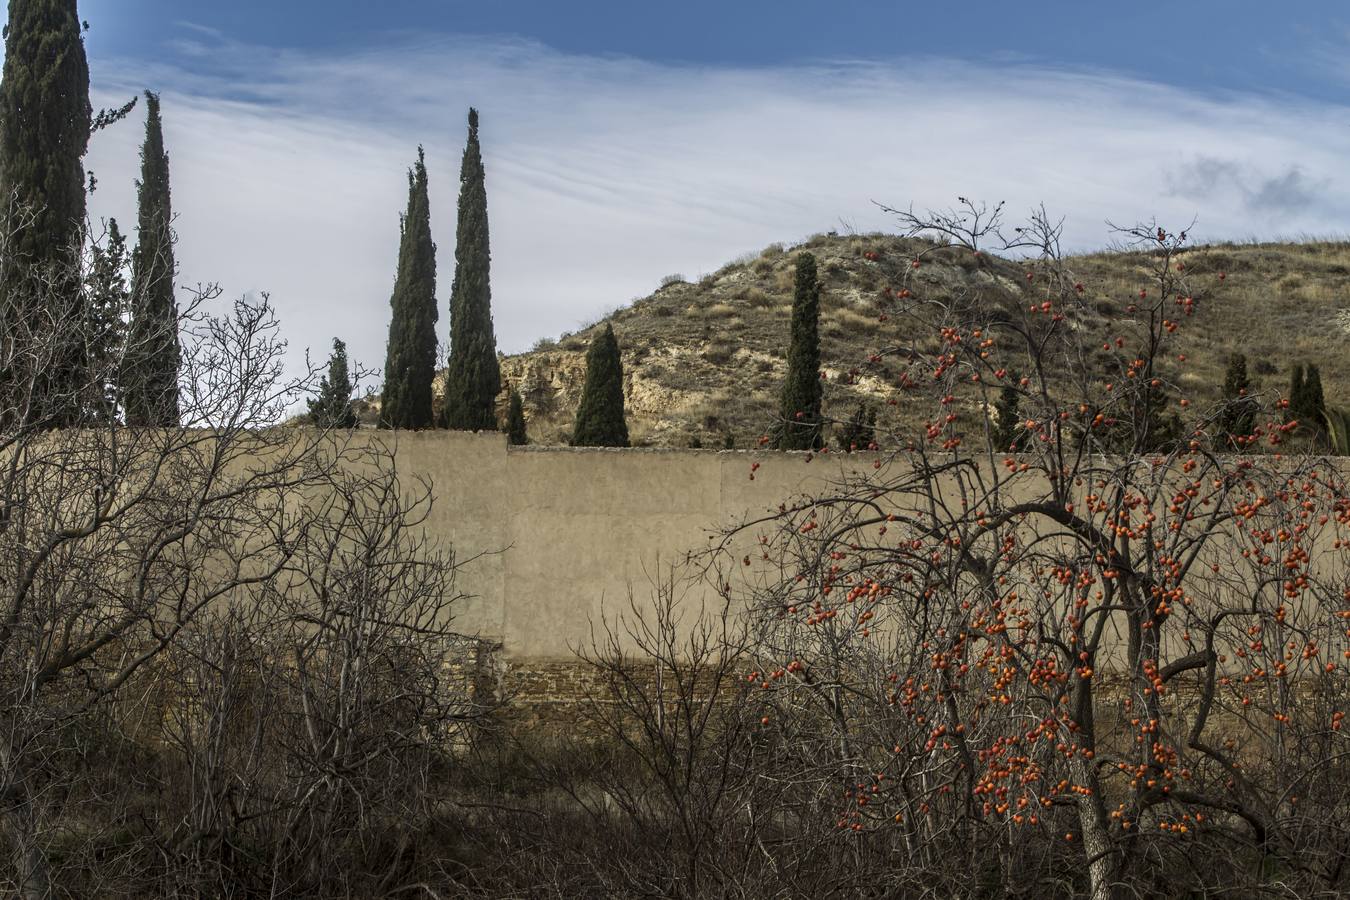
[773,252,823,450]
[124,92,180,426]
[570,324,628,447]
[0,0,93,425]
[309,338,357,429]
[442,108,501,430]
[86,218,129,422]
[380,148,438,429]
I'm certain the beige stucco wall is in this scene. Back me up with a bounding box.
[379,431,877,660]
[347,432,1347,677]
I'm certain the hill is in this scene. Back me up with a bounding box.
[349,232,1349,447]
[496,232,1350,448]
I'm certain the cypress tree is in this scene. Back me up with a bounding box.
[442,108,501,430]
[1288,363,1306,423]
[1218,353,1256,448]
[837,400,877,452]
[992,381,1022,452]
[124,92,180,426]
[570,324,628,447]
[0,0,93,425]
[1304,364,1326,424]
[1139,382,1182,452]
[505,388,527,445]
[773,252,823,450]
[86,218,129,422]
[309,338,357,429]
[1095,378,1180,454]
[380,148,438,429]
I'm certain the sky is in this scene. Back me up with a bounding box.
[61,0,1350,385]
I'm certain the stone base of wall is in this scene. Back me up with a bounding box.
[469,649,1338,772]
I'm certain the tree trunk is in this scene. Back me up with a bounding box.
[1070,753,1115,900]
[0,747,50,900]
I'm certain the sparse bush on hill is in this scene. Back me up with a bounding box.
[735,285,774,308]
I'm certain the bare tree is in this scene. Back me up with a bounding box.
[152,463,473,896]
[451,570,765,898]
[0,208,483,895]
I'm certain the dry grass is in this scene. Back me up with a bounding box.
[501,234,1350,447]
[827,305,883,337]
[735,286,777,308]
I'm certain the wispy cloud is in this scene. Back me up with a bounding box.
[83,31,1350,386]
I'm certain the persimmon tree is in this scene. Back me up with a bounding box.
[721,205,1350,898]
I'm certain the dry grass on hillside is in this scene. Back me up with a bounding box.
[499,233,1350,448]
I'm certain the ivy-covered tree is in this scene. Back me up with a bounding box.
[570,324,628,447]
[124,92,181,427]
[773,252,823,450]
[85,218,129,422]
[1218,353,1256,448]
[505,388,527,445]
[309,338,358,429]
[441,108,501,431]
[0,0,93,425]
[836,400,877,452]
[380,148,438,430]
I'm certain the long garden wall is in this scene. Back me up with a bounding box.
[378,431,874,662]
[329,434,1343,721]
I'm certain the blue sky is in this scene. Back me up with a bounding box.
[85,0,1345,101]
[64,1,1350,381]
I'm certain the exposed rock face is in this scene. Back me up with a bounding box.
[501,350,586,422]
[500,347,715,445]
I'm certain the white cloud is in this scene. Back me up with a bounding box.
[82,31,1350,389]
